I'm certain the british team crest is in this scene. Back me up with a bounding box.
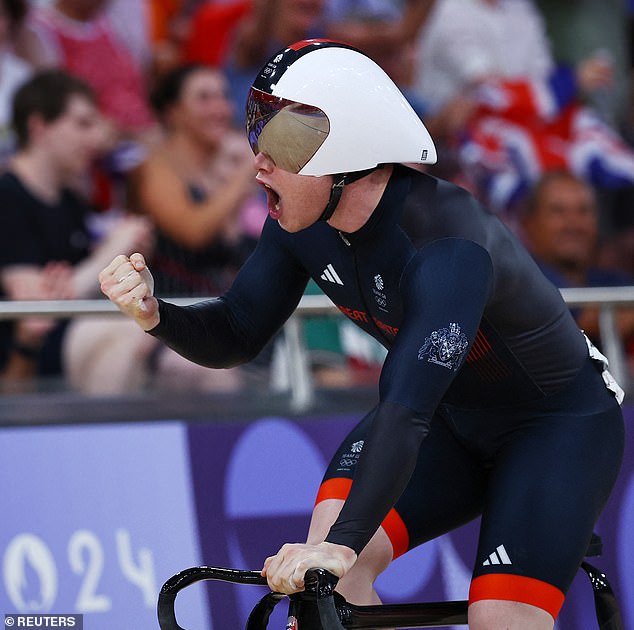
[418,323,469,371]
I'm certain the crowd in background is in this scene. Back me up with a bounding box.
[0,0,633,397]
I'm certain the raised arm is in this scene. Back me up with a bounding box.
[100,218,309,368]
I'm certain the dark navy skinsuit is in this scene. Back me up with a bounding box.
[149,165,624,615]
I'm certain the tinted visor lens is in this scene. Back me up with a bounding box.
[246,88,330,173]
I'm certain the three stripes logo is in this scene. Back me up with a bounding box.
[482,544,512,566]
[321,263,344,285]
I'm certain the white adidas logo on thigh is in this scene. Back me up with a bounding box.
[483,544,513,566]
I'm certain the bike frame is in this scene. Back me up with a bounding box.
[157,560,624,630]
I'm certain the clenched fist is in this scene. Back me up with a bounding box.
[99,253,160,330]
[262,541,357,595]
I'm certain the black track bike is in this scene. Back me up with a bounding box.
[157,534,624,629]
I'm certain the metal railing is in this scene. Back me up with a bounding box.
[1,287,633,410]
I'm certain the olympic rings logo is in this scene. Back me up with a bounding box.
[339,459,357,467]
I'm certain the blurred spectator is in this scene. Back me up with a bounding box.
[520,170,634,360]
[25,0,157,143]
[0,0,33,164]
[23,0,164,218]
[0,70,153,392]
[413,0,634,214]
[126,63,266,391]
[416,0,554,114]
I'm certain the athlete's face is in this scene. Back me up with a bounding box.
[523,176,598,271]
[254,152,331,232]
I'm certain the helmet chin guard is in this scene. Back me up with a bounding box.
[246,39,437,177]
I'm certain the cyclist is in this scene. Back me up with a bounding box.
[100,40,625,630]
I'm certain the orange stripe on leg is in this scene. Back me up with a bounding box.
[314,478,410,559]
[381,508,409,559]
[469,574,565,620]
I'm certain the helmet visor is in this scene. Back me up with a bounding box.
[246,87,330,174]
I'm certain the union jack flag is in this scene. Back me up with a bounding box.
[457,71,634,211]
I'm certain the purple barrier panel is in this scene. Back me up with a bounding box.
[187,415,354,628]
[0,423,208,630]
[187,406,634,630]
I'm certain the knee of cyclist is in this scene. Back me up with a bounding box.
[468,600,554,630]
[354,529,394,576]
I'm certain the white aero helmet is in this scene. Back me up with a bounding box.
[246,39,437,177]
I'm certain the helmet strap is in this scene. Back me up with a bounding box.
[318,167,379,222]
